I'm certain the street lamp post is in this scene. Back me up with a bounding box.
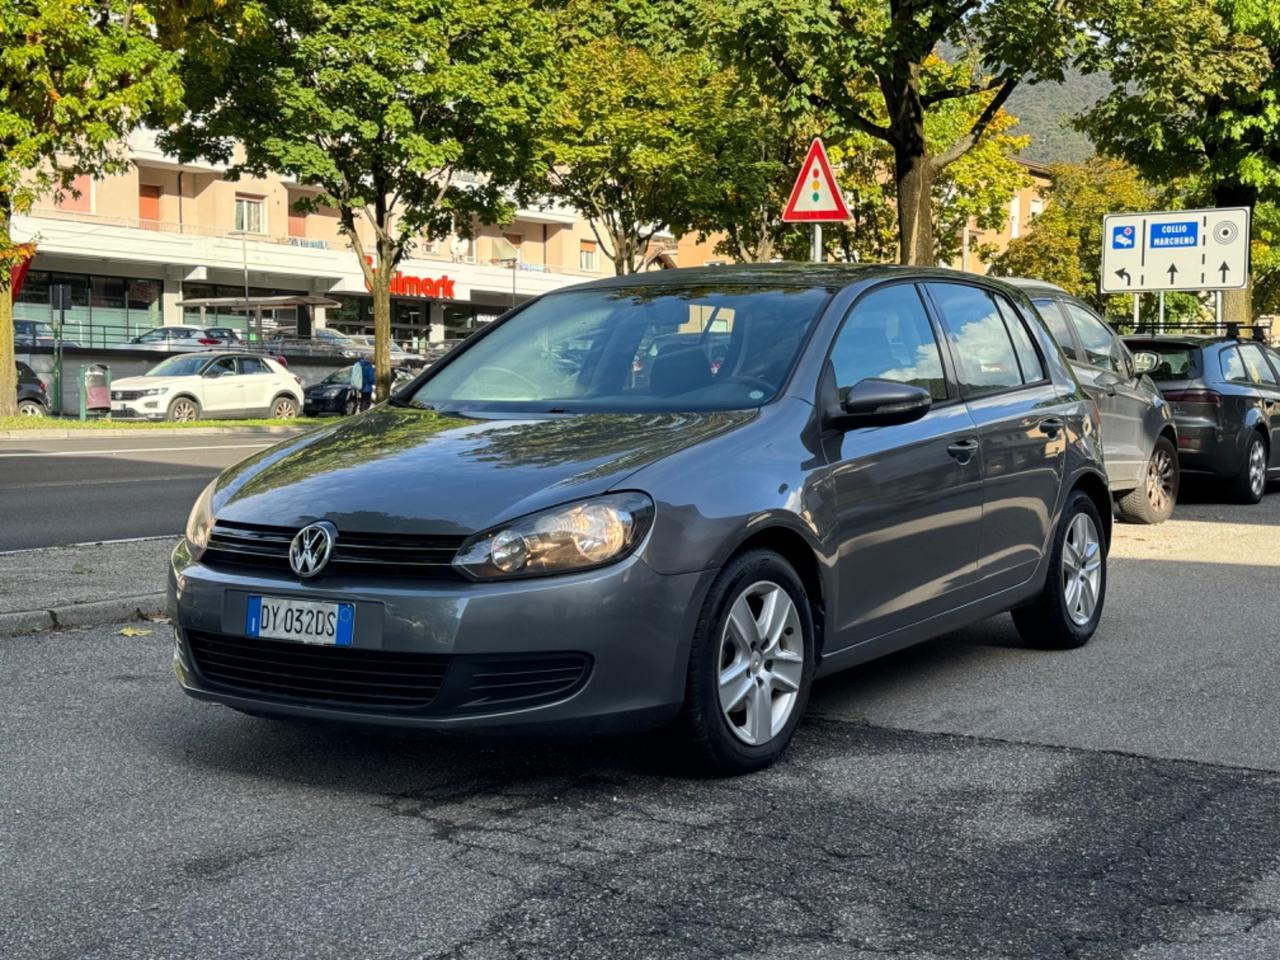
[227,229,252,339]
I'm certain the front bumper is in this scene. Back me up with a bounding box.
[110,401,166,419]
[303,395,348,416]
[168,540,710,733]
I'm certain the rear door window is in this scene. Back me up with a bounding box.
[239,357,269,375]
[1031,298,1077,357]
[994,297,1046,383]
[1220,347,1248,383]
[1237,343,1278,385]
[926,282,1026,398]
[1064,303,1118,372]
[829,283,948,401]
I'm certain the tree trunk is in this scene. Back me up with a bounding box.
[894,145,935,266]
[371,265,393,403]
[0,198,17,418]
[1213,182,1256,326]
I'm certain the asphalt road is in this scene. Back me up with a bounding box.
[3,490,1280,958]
[0,434,283,550]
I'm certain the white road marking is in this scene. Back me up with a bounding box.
[0,534,178,556]
[0,442,273,458]
[4,474,210,490]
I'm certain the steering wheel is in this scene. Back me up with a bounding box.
[470,364,542,392]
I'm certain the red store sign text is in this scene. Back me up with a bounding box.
[364,257,457,299]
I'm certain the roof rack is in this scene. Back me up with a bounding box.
[1131,322,1268,342]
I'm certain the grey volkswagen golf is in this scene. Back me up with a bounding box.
[170,265,1111,774]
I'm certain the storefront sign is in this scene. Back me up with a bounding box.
[364,256,458,299]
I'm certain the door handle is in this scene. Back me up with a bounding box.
[1038,416,1065,437]
[947,438,979,462]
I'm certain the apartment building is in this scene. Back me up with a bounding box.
[12,131,613,349]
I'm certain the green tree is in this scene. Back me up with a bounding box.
[719,0,1089,265]
[541,29,738,274]
[1079,0,1277,321]
[0,0,180,416]
[165,0,555,399]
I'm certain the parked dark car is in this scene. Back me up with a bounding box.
[1008,279,1180,524]
[170,265,1111,774]
[15,361,48,416]
[1123,334,1280,503]
[303,366,359,417]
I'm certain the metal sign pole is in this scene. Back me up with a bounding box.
[1158,292,1165,334]
[1215,291,1223,334]
[811,223,822,263]
[1132,293,1139,332]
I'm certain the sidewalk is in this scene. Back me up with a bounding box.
[0,538,173,636]
[0,424,311,440]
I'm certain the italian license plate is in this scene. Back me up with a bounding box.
[245,596,355,646]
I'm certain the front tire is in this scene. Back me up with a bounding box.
[674,550,815,775]
[1230,432,1268,505]
[271,395,299,419]
[167,396,201,422]
[1116,435,1178,524]
[1012,490,1107,650]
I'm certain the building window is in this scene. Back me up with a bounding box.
[55,174,92,213]
[234,193,266,234]
[579,240,598,272]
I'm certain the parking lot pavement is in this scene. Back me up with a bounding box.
[809,488,1280,773]
[3,623,1280,960]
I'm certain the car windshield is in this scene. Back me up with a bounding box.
[1128,343,1200,380]
[147,355,215,377]
[408,284,832,413]
[321,366,354,385]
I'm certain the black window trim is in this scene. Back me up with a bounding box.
[992,292,1050,387]
[1236,342,1280,387]
[817,277,961,410]
[920,279,1054,404]
[1030,296,1084,362]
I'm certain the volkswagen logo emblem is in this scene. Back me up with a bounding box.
[289,521,337,578]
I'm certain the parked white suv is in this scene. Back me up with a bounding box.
[110,352,304,421]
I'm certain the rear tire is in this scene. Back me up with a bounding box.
[1012,490,1107,650]
[1230,432,1268,505]
[167,396,201,422]
[1116,435,1178,524]
[17,399,45,417]
[673,550,815,776]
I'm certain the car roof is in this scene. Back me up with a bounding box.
[1000,277,1071,295]
[556,262,1027,293]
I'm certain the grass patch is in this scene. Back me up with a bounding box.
[0,416,324,430]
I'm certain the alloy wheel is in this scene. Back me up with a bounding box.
[17,401,44,417]
[170,399,198,422]
[1248,440,1266,498]
[274,398,298,419]
[1145,448,1175,513]
[717,580,805,746]
[1061,512,1102,627]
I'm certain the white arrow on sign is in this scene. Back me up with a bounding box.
[1099,207,1250,295]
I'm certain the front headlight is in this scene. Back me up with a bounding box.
[452,492,654,581]
[138,387,170,397]
[185,480,217,555]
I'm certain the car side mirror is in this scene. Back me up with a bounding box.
[829,378,932,430]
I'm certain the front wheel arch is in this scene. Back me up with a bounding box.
[716,524,826,661]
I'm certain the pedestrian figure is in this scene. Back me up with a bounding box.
[347,360,363,416]
[358,356,375,412]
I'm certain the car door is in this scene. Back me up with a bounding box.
[198,356,243,414]
[823,281,984,646]
[1239,343,1280,472]
[236,356,274,414]
[1061,300,1148,490]
[925,281,1068,594]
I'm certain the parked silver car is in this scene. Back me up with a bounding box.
[127,326,232,352]
[1008,279,1180,523]
[170,265,1111,774]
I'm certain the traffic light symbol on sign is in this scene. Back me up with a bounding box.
[782,138,851,222]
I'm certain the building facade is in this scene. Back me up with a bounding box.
[12,130,614,349]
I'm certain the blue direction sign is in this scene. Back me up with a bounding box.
[1149,220,1198,249]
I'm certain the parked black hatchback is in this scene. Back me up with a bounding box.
[15,362,48,416]
[171,265,1111,774]
[1124,334,1280,503]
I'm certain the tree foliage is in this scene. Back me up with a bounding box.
[165,0,555,397]
[0,0,180,416]
[719,0,1088,264]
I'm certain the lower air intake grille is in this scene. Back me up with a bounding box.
[187,631,450,709]
[448,653,593,713]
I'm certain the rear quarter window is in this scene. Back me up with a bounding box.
[1219,347,1248,382]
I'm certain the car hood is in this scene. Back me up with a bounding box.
[212,405,754,535]
[112,375,196,390]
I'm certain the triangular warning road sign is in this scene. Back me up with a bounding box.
[782,138,850,222]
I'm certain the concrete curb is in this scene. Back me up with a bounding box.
[0,593,167,638]
[0,425,311,440]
